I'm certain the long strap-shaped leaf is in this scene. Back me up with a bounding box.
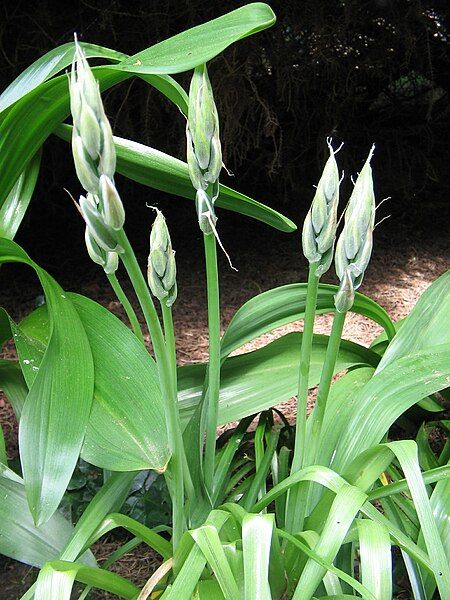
[242,514,274,600]
[357,519,392,600]
[0,238,94,525]
[221,283,395,359]
[34,560,139,600]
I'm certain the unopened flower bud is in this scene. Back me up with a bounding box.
[335,145,376,293]
[79,194,121,253]
[100,174,125,230]
[334,267,355,313]
[302,140,340,276]
[72,134,99,194]
[79,101,101,160]
[195,188,217,235]
[147,210,177,307]
[99,120,116,179]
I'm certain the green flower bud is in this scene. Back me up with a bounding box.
[72,133,99,195]
[84,227,105,267]
[100,174,125,230]
[335,145,375,293]
[79,194,121,253]
[187,64,222,194]
[99,119,116,179]
[302,140,340,275]
[147,210,177,306]
[79,101,101,160]
[334,267,355,313]
[104,251,119,275]
[195,188,216,235]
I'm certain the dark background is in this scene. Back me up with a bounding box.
[0,0,449,279]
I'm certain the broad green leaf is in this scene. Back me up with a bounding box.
[116,3,276,74]
[35,560,138,600]
[376,269,450,373]
[0,150,41,239]
[331,345,450,472]
[0,359,27,418]
[55,123,296,233]
[19,295,170,472]
[0,466,95,568]
[357,520,392,600]
[0,238,94,525]
[221,283,395,359]
[293,485,368,600]
[0,43,126,114]
[242,514,273,600]
[178,333,379,425]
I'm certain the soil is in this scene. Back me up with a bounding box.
[0,231,448,598]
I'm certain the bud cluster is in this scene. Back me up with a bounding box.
[69,38,125,273]
[302,140,340,277]
[334,146,376,312]
[186,64,222,234]
[147,210,177,307]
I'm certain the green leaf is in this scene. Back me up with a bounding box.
[87,512,172,560]
[116,3,276,74]
[331,345,450,472]
[190,525,241,600]
[357,519,392,600]
[35,560,138,600]
[0,150,41,240]
[0,465,95,568]
[55,123,296,233]
[0,238,94,525]
[387,441,450,598]
[293,485,368,600]
[0,359,28,418]
[0,42,126,114]
[178,332,379,426]
[19,295,171,472]
[221,283,395,359]
[242,514,274,600]
[376,269,450,373]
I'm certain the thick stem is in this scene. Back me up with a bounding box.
[106,272,145,344]
[291,262,320,473]
[115,229,186,550]
[285,262,319,534]
[307,309,347,466]
[203,232,221,494]
[161,302,195,502]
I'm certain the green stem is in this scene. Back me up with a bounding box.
[307,309,347,466]
[161,302,195,503]
[203,233,221,494]
[285,262,319,534]
[106,272,145,344]
[291,262,319,473]
[115,229,186,550]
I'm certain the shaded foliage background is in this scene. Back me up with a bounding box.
[0,0,449,276]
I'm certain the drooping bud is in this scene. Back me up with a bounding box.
[72,133,99,195]
[334,267,354,313]
[302,140,340,277]
[84,228,119,275]
[334,145,376,311]
[186,64,222,234]
[79,194,122,253]
[100,174,125,230]
[147,210,177,307]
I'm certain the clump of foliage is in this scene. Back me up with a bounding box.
[0,4,448,599]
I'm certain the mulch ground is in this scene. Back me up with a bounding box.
[0,232,448,598]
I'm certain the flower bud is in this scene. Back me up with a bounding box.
[72,134,99,195]
[334,267,355,313]
[335,145,376,293]
[302,140,340,276]
[79,101,101,160]
[100,174,125,230]
[99,119,116,179]
[186,64,222,232]
[79,194,121,253]
[147,210,177,307]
